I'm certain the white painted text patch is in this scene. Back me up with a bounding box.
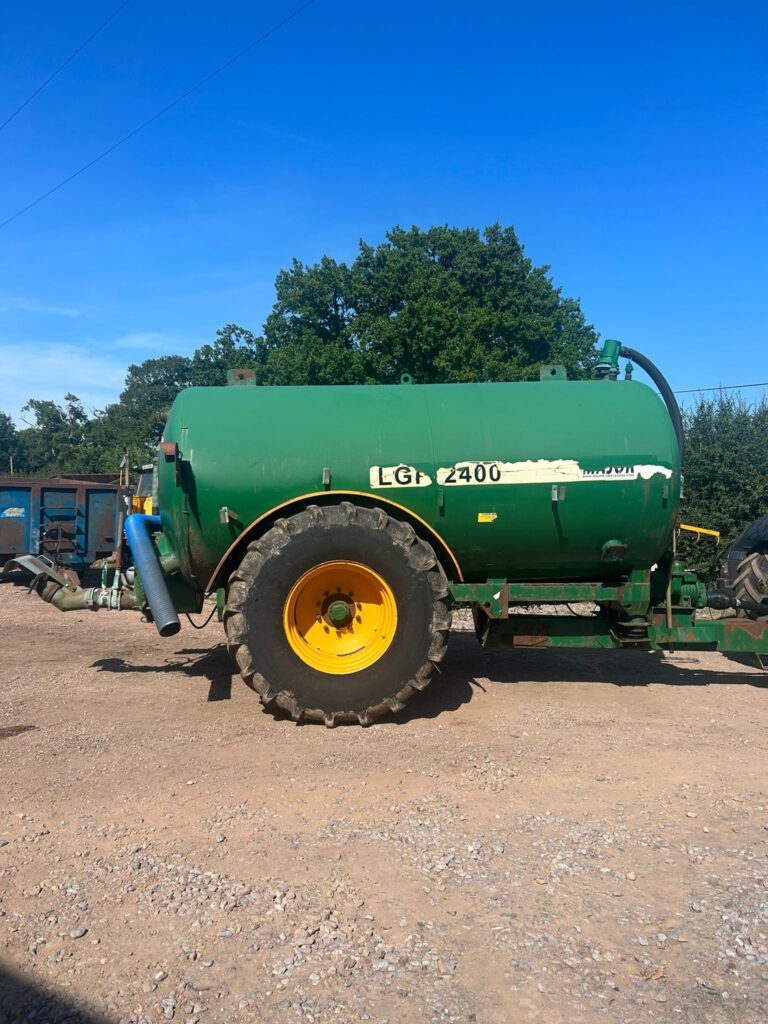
[435,460,673,486]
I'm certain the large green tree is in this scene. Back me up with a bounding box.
[262,224,599,384]
[190,324,267,386]
[15,394,93,475]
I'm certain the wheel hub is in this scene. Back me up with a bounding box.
[283,560,397,675]
[326,598,353,626]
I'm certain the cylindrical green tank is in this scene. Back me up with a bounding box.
[157,376,680,590]
[15,350,768,729]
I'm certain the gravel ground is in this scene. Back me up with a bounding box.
[1,581,767,1023]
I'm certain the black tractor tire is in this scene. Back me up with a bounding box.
[223,502,451,725]
[733,551,768,620]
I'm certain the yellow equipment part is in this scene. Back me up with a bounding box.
[283,560,397,675]
[678,523,720,544]
[131,495,153,515]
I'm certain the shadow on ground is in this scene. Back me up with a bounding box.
[92,647,233,702]
[0,571,33,586]
[90,629,768,726]
[446,632,768,687]
[0,961,107,1023]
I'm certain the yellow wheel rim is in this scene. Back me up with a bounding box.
[283,560,397,675]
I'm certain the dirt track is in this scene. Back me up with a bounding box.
[1,581,767,1024]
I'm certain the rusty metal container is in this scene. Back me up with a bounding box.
[0,476,119,568]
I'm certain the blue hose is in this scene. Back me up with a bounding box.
[124,514,180,637]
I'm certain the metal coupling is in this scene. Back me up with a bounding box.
[707,590,768,617]
[85,587,135,610]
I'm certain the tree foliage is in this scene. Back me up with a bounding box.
[0,412,17,475]
[262,224,599,384]
[679,394,768,582]
[91,355,196,464]
[14,394,94,476]
[190,324,265,387]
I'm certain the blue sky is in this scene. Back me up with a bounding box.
[1,1,766,423]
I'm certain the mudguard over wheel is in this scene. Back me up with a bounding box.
[223,503,451,725]
[733,552,768,620]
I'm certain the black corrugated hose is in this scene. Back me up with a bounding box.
[621,346,685,463]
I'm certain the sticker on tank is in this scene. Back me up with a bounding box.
[435,460,673,486]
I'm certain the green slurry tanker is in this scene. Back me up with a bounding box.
[7,340,767,725]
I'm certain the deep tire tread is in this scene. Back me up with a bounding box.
[223,504,450,725]
[733,552,768,619]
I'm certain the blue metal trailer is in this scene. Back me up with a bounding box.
[0,476,120,570]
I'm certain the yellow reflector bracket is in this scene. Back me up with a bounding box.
[678,523,721,544]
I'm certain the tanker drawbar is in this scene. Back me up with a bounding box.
[4,338,767,723]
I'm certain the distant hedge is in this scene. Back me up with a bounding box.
[679,394,768,583]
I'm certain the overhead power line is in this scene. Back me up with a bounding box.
[0,1,131,132]
[674,381,768,394]
[0,0,315,230]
